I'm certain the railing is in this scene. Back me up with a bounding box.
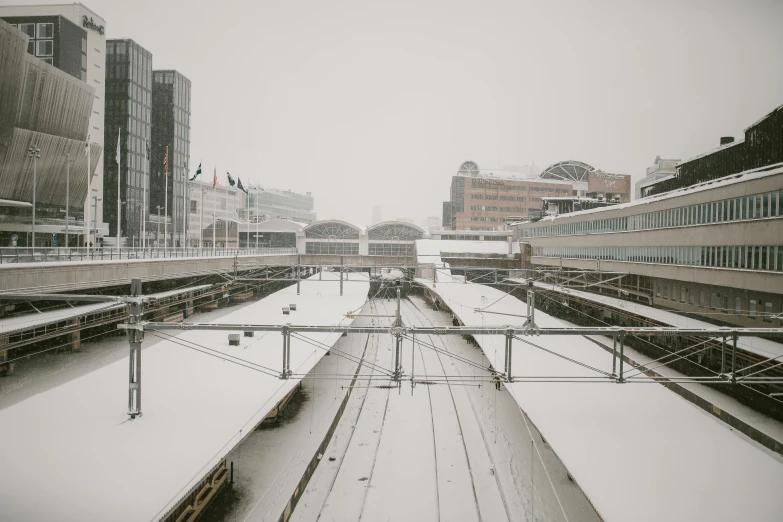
[0,247,298,264]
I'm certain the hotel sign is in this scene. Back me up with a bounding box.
[82,16,105,35]
[592,172,624,180]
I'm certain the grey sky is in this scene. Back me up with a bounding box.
[14,0,783,226]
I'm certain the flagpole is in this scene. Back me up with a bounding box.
[246,191,249,248]
[255,192,259,249]
[85,139,90,256]
[184,163,188,248]
[164,166,168,252]
[117,129,121,254]
[200,186,204,249]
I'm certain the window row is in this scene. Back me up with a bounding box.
[470,217,500,222]
[522,189,783,238]
[368,244,414,256]
[654,283,779,323]
[500,196,526,201]
[305,241,360,255]
[471,205,498,211]
[533,244,783,272]
[12,22,53,39]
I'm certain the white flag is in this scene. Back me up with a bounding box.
[115,128,121,165]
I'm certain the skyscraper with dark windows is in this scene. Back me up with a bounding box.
[151,70,191,247]
[103,39,152,246]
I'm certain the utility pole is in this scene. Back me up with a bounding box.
[92,194,101,255]
[255,192,259,249]
[85,137,91,255]
[27,145,40,247]
[65,153,71,247]
[212,212,216,249]
[117,137,121,255]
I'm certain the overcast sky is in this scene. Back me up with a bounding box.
[15,0,783,226]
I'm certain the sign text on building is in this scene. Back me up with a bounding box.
[473,178,505,185]
[592,172,625,180]
[82,16,104,35]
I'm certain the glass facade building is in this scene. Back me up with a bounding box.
[104,39,152,245]
[151,70,191,247]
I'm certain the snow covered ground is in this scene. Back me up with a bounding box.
[0,272,368,522]
[422,275,783,522]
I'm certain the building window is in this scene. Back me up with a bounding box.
[749,299,757,318]
[671,285,677,300]
[699,290,705,307]
[680,287,686,303]
[36,23,54,39]
[41,57,53,65]
[27,40,35,55]
[663,285,669,300]
[763,302,773,323]
[656,284,661,298]
[722,295,728,312]
[710,292,717,309]
[19,23,35,38]
[190,200,197,212]
[36,40,53,57]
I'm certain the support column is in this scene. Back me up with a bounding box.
[731,332,738,384]
[504,330,513,382]
[720,335,726,376]
[68,318,81,352]
[280,326,291,379]
[127,278,144,419]
[611,334,617,376]
[618,333,625,383]
[339,267,343,296]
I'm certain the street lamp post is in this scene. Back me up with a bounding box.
[156,206,162,248]
[28,145,40,247]
[92,193,101,258]
[65,153,71,248]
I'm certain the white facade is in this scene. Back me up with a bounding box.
[635,156,679,199]
[0,3,107,230]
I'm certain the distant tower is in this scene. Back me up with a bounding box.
[372,205,382,225]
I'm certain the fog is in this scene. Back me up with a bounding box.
[11,0,783,225]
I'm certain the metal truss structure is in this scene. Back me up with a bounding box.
[4,266,783,420]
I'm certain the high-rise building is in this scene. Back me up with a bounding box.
[0,3,107,233]
[151,70,191,247]
[103,39,152,246]
[0,18,99,246]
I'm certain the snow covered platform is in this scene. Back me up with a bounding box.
[0,272,369,522]
[420,275,783,522]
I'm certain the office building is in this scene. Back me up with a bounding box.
[635,156,679,199]
[103,39,152,246]
[151,70,191,247]
[0,3,107,233]
[0,18,100,246]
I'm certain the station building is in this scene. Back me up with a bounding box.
[514,163,783,327]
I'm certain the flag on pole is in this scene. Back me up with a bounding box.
[227,172,235,186]
[189,162,202,181]
[115,128,121,164]
[212,166,217,189]
[163,146,169,173]
[237,178,248,194]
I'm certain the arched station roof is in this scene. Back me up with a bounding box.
[304,220,362,239]
[367,221,425,241]
[537,160,595,183]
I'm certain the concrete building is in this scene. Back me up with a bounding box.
[0,18,101,247]
[151,70,191,247]
[103,39,152,246]
[635,156,678,200]
[248,185,315,224]
[514,163,783,327]
[0,3,107,233]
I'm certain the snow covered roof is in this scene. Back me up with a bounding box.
[0,273,370,521]
[421,278,783,522]
[677,137,744,166]
[744,102,783,132]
